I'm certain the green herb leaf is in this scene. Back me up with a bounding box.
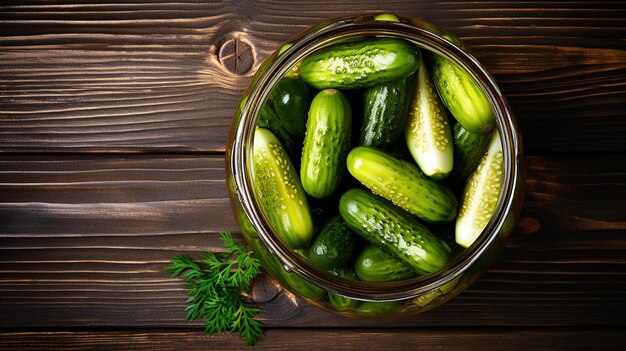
[232,303,264,345]
[165,231,264,345]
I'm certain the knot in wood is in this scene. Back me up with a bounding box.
[218,37,254,75]
[517,217,541,235]
[249,272,281,303]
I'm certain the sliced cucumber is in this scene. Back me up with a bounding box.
[253,127,314,249]
[455,130,504,248]
[405,63,454,179]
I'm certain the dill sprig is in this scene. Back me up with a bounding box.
[165,232,263,345]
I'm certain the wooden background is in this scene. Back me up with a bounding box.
[1,1,625,349]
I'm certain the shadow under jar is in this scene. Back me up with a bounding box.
[226,14,524,318]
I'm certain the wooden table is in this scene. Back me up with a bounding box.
[1,1,625,350]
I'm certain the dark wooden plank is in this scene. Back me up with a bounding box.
[0,155,237,237]
[0,328,624,351]
[1,0,625,153]
[0,154,624,328]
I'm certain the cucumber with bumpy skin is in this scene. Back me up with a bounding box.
[354,245,416,282]
[449,122,492,187]
[456,130,503,248]
[431,53,495,133]
[253,128,314,249]
[300,38,421,90]
[339,189,452,274]
[346,146,458,223]
[359,76,415,150]
[308,215,361,271]
[256,76,311,161]
[405,63,454,179]
[269,77,311,137]
[256,100,301,160]
[327,265,359,311]
[301,89,352,199]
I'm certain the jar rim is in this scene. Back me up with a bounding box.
[231,15,522,301]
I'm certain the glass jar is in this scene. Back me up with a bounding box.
[226,14,524,317]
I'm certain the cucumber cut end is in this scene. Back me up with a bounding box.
[455,216,481,248]
[429,169,451,180]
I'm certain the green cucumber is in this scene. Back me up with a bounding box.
[327,265,359,311]
[256,76,310,161]
[431,54,495,133]
[285,249,327,300]
[308,215,361,271]
[354,301,402,316]
[301,89,352,198]
[411,276,461,307]
[277,43,302,78]
[339,189,452,274]
[256,101,301,160]
[354,245,416,282]
[282,270,326,300]
[442,32,469,51]
[269,77,311,137]
[328,291,358,311]
[278,43,292,56]
[374,13,400,22]
[236,206,257,239]
[439,275,462,294]
[300,38,421,90]
[449,122,492,187]
[253,128,314,249]
[412,289,442,307]
[456,130,503,248]
[248,238,324,300]
[346,146,458,223]
[328,265,359,281]
[329,294,356,311]
[359,75,415,150]
[405,63,454,179]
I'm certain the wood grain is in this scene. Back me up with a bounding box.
[1,1,625,348]
[1,328,624,351]
[0,154,624,328]
[1,1,625,153]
